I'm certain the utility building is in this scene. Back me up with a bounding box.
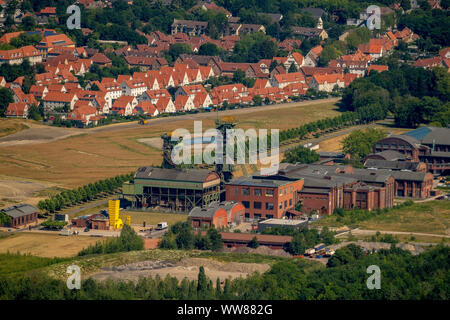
[122,167,221,212]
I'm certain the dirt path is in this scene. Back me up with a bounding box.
[337,228,450,238]
[0,98,340,148]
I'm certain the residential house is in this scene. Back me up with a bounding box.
[140,89,172,104]
[303,46,323,67]
[413,56,444,69]
[134,101,159,116]
[68,103,101,126]
[171,19,208,36]
[270,72,306,89]
[174,95,195,111]
[291,27,328,40]
[43,92,78,111]
[175,84,207,100]
[193,92,213,109]
[91,53,112,67]
[5,102,29,118]
[309,73,346,92]
[368,64,389,74]
[111,96,138,116]
[121,80,148,97]
[0,46,43,65]
[156,97,176,113]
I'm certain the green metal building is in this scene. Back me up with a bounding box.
[122,167,221,212]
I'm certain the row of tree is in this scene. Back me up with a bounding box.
[278,112,359,143]
[37,173,134,213]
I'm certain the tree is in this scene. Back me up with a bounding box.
[0,212,11,226]
[197,266,209,299]
[342,128,386,160]
[248,236,259,248]
[252,95,263,106]
[232,69,245,84]
[198,43,223,56]
[166,43,191,64]
[207,228,222,251]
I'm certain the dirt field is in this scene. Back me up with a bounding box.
[90,257,270,283]
[0,175,60,207]
[0,232,101,258]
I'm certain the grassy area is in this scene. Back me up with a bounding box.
[0,232,103,258]
[0,119,29,138]
[0,252,68,279]
[314,201,450,235]
[358,201,450,234]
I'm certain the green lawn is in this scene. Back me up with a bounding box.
[313,201,450,235]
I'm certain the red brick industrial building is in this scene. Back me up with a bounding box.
[225,175,304,220]
[189,201,245,229]
[0,204,38,228]
[372,127,450,176]
[220,232,292,250]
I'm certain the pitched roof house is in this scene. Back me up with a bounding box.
[111,95,138,116]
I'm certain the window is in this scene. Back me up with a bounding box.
[234,188,238,195]
[265,189,274,197]
[245,213,250,219]
[284,200,287,208]
[254,189,262,196]
[279,202,283,209]
[289,199,292,206]
[254,201,262,209]
[254,214,261,219]
[242,188,250,196]
[284,188,287,194]
[266,215,274,219]
[242,201,250,208]
[290,186,293,193]
[279,189,283,196]
[265,202,274,210]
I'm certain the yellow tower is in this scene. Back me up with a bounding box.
[108,200,123,229]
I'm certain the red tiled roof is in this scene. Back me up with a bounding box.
[5,103,28,117]
[368,64,389,73]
